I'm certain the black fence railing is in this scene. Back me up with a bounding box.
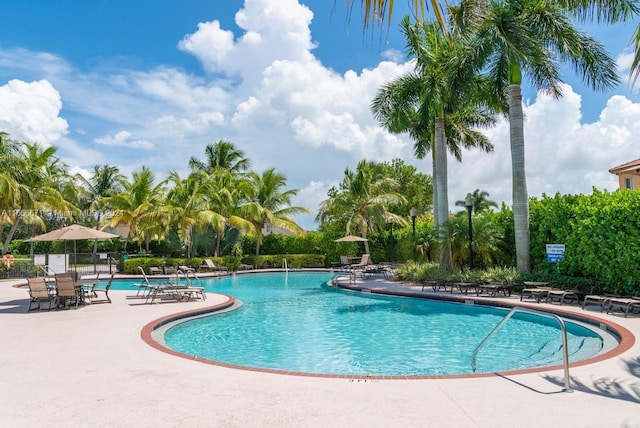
[0,253,119,279]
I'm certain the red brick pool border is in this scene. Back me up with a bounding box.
[140,284,635,380]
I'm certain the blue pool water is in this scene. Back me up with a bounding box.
[114,272,606,376]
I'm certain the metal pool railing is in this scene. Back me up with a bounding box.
[471,306,573,392]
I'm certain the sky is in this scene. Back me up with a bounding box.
[1,0,639,231]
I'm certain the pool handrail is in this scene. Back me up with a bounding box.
[470,306,573,392]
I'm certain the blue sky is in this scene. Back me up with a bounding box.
[1,0,639,231]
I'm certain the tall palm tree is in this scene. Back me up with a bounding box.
[244,168,310,255]
[317,160,408,254]
[102,166,166,252]
[452,0,620,272]
[189,140,251,175]
[371,17,496,267]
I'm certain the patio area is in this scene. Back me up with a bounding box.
[1,276,639,427]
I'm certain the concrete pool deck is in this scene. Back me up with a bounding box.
[1,275,639,427]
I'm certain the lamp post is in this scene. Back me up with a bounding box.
[410,207,417,236]
[465,193,474,270]
[390,222,396,262]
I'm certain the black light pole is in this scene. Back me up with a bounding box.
[390,222,395,262]
[465,193,474,270]
[410,207,417,236]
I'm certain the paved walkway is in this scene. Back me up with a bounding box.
[1,276,639,427]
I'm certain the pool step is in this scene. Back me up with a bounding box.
[528,337,603,363]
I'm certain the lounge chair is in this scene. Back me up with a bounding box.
[349,254,372,279]
[546,286,579,305]
[581,288,617,311]
[27,277,56,311]
[476,283,511,297]
[164,266,177,275]
[604,296,640,317]
[520,282,552,302]
[178,265,196,274]
[200,258,229,273]
[131,267,156,297]
[350,254,371,270]
[148,266,162,275]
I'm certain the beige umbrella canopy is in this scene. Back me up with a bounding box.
[25,224,120,271]
[334,235,368,242]
[25,224,120,242]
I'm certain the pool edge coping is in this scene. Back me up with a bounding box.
[139,274,635,380]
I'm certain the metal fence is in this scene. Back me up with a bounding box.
[0,253,119,279]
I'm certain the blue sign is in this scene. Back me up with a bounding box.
[546,244,565,264]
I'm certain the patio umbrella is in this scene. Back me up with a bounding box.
[25,224,120,272]
[334,235,368,242]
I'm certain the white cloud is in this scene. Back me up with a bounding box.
[0,79,68,143]
[94,131,154,149]
[616,48,634,77]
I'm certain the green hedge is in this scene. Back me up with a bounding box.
[242,254,325,269]
[121,254,325,274]
[529,189,640,295]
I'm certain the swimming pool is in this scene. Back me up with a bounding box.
[124,272,612,376]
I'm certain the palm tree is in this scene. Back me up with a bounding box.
[243,168,310,255]
[371,17,496,267]
[189,140,252,256]
[0,135,25,247]
[160,171,222,258]
[204,169,255,257]
[317,160,408,254]
[189,140,251,175]
[102,166,166,252]
[342,0,445,31]
[76,164,126,254]
[2,142,77,253]
[455,189,498,213]
[452,0,619,272]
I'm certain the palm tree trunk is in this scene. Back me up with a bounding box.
[509,84,531,272]
[434,117,451,269]
[431,140,439,230]
[215,228,222,257]
[361,224,370,255]
[2,214,21,254]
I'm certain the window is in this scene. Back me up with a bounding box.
[625,177,634,190]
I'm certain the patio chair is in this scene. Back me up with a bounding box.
[90,273,114,303]
[54,273,82,309]
[27,277,56,311]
